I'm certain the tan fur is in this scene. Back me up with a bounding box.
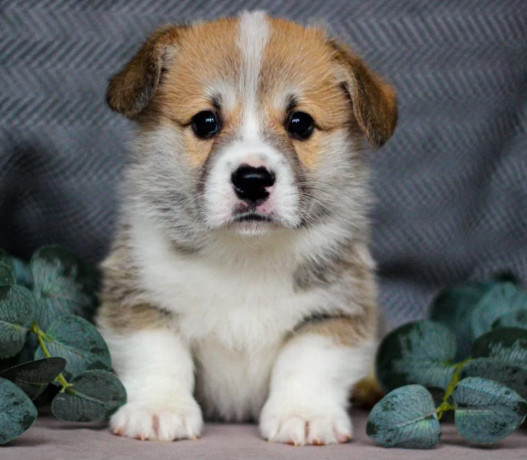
[98,229,172,332]
[295,251,378,346]
[107,16,396,171]
[351,375,384,408]
[261,19,353,169]
[156,18,242,167]
[330,40,398,147]
[106,25,187,118]
[296,315,376,347]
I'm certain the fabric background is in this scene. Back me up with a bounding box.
[1,0,526,327]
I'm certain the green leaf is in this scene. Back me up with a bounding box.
[430,281,495,360]
[51,370,126,422]
[376,320,457,392]
[31,246,100,328]
[0,285,36,359]
[0,262,16,287]
[366,384,441,449]
[0,377,38,444]
[493,310,527,330]
[34,315,111,378]
[470,283,527,338]
[461,358,527,399]
[0,358,66,400]
[452,377,527,444]
[0,334,40,373]
[11,257,33,288]
[471,327,527,368]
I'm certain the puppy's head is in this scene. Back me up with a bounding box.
[108,12,397,241]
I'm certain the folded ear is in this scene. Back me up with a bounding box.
[330,40,397,147]
[106,25,185,118]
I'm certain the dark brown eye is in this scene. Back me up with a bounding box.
[191,111,220,139]
[287,111,314,140]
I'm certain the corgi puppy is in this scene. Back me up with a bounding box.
[96,11,397,446]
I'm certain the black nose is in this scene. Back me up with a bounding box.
[231,165,275,204]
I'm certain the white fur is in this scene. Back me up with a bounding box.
[203,12,295,234]
[203,138,300,230]
[127,210,356,349]
[206,80,237,112]
[103,329,203,441]
[260,335,375,445]
[238,11,269,118]
[110,210,371,430]
[239,11,267,142]
[194,338,281,421]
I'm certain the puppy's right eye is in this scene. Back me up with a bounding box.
[191,111,220,139]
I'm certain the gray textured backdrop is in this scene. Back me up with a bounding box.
[1,0,526,326]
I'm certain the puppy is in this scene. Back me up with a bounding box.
[96,11,397,446]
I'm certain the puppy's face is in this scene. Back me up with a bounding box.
[108,12,396,241]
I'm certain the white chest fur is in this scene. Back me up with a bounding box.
[194,338,281,421]
[128,216,343,419]
[130,215,331,348]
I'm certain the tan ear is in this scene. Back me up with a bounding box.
[106,25,186,118]
[330,40,397,147]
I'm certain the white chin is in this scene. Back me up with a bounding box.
[231,221,277,236]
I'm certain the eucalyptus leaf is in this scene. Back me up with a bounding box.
[0,377,38,444]
[376,320,457,392]
[452,377,527,444]
[0,358,66,400]
[31,246,100,328]
[471,327,527,368]
[470,283,527,338]
[11,257,33,288]
[34,315,111,378]
[51,370,127,422]
[461,358,527,399]
[493,310,527,330]
[0,262,16,287]
[0,333,39,373]
[366,384,441,449]
[430,281,495,360]
[0,285,36,359]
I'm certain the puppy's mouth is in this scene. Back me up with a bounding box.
[227,210,282,235]
[231,211,274,223]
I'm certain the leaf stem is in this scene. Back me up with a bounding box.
[31,321,72,390]
[436,357,472,420]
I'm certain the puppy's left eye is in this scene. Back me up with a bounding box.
[287,111,315,140]
[191,111,220,139]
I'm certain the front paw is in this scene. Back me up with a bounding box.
[259,399,352,446]
[110,399,203,442]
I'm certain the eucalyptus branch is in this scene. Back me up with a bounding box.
[436,357,472,420]
[31,322,72,390]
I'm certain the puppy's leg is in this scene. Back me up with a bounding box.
[102,328,203,441]
[259,317,375,445]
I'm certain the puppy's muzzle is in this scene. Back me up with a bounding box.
[231,165,275,206]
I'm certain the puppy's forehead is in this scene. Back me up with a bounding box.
[262,17,338,97]
[168,13,336,113]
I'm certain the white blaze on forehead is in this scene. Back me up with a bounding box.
[238,11,269,140]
